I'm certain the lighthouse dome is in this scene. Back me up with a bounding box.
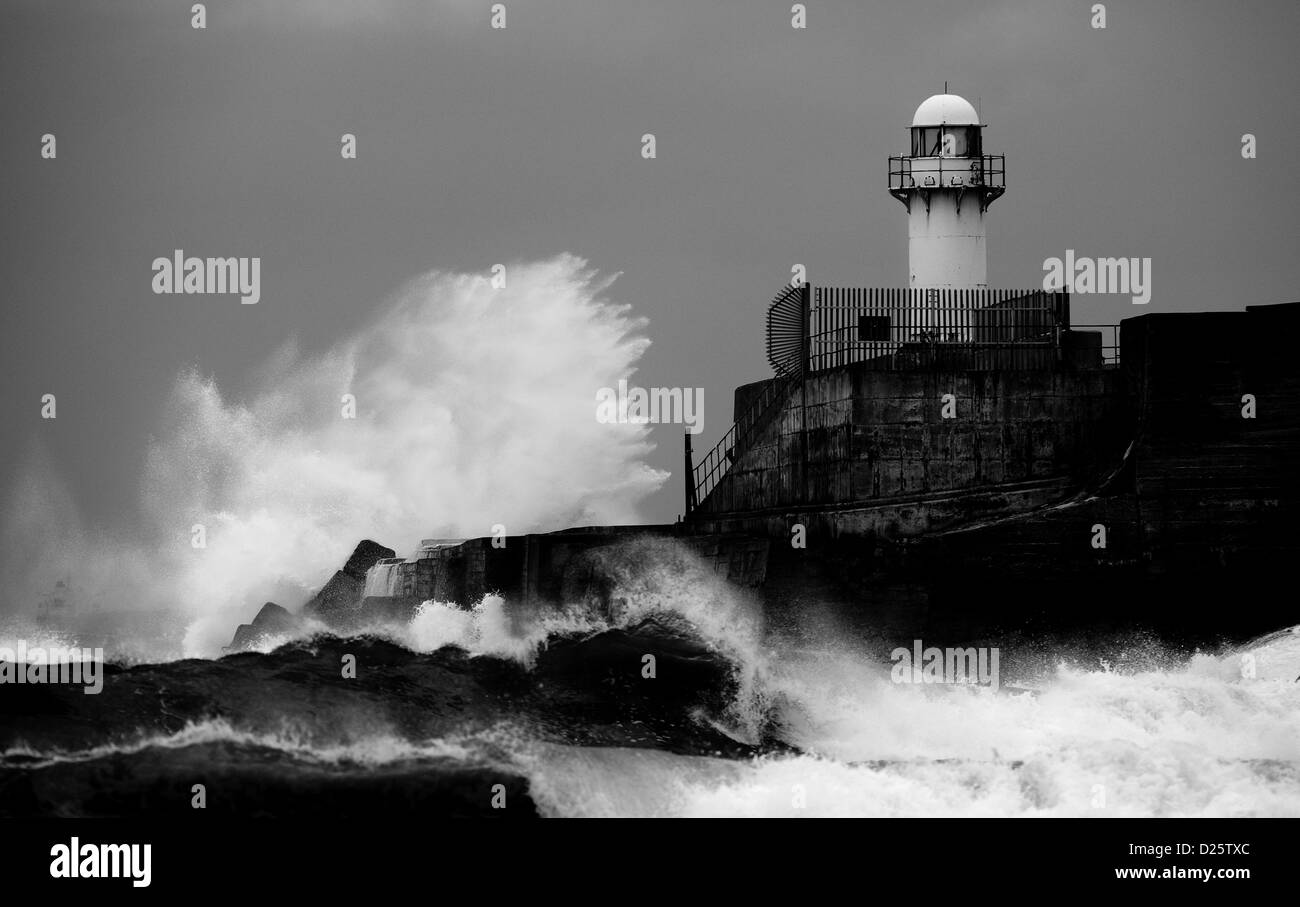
[911,93,980,127]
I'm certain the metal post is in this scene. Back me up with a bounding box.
[800,283,811,504]
[684,431,697,516]
[800,282,811,376]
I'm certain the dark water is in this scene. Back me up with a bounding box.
[0,620,776,817]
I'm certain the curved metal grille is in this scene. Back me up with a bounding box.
[765,283,806,378]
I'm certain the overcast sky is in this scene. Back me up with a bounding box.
[3,0,1298,531]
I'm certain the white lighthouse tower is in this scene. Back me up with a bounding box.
[889,93,1004,290]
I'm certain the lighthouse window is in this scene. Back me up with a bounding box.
[911,126,980,157]
[912,127,939,156]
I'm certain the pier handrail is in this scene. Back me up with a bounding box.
[687,283,809,516]
[688,369,797,516]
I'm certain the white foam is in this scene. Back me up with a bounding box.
[512,622,1300,817]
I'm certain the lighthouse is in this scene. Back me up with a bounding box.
[889,93,1005,289]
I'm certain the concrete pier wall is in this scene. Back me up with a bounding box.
[344,304,1297,644]
[358,527,768,615]
[698,361,1128,537]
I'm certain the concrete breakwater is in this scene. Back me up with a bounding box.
[690,303,1300,643]
[226,529,770,651]
[229,302,1299,652]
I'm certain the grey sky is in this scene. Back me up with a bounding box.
[2,0,1297,530]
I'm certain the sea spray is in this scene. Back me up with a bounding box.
[0,256,668,658]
